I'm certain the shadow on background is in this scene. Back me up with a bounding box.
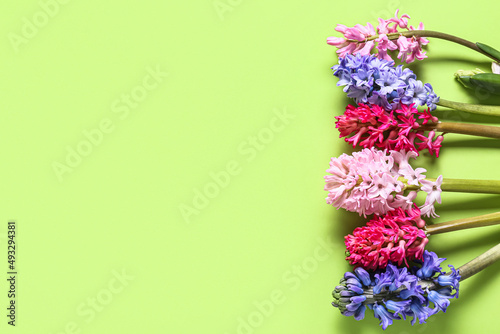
[433,108,500,125]
[420,56,491,67]
[454,253,500,303]
[441,138,500,149]
[415,55,500,124]
[436,194,500,212]
[431,228,500,256]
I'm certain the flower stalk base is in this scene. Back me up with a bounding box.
[422,121,500,139]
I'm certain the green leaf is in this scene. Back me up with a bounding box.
[470,73,500,94]
[477,42,500,61]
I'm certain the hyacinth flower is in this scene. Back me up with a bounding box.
[324,147,500,217]
[335,103,500,157]
[331,15,500,102]
[345,207,500,270]
[327,9,500,64]
[327,9,428,63]
[332,243,500,329]
[333,54,438,111]
[333,53,500,117]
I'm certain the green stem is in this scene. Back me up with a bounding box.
[398,176,420,191]
[438,99,500,117]
[350,30,500,62]
[457,242,500,281]
[426,212,500,235]
[434,178,500,194]
[422,121,500,139]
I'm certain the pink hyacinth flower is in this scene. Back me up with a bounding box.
[344,207,428,270]
[415,131,444,157]
[324,148,441,217]
[377,9,410,34]
[396,35,427,63]
[387,9,410,30]
[327,22,377,58]
[375,34,398,61]
[419,175,443,218]
[421,175,443,205]
[328,10,428,63]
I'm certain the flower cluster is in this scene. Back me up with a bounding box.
[335,103,443,156]
[325,148,442,217]
[419,175,443,218]
[324,148,442,217]
[332,54,439,110]
[327,10,429,63]
[345,207,429,270]
[332,251,460,330]
[325,12,500,331]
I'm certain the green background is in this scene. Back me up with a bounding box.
[1,0,500,333]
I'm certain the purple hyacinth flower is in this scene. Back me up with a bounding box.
[354,267,372,286]
[402,78,428,106]
[332,250,460,330]
[385,299,412,319]
[373,265,414,294]
[394,65,417,81]
[373,303,401,330]
[427,289,453,314]
[407,298,432,325]
[332,54,440,111]
[437,265,461,292]
[367,91,392,110]
[424,83,440,110]
[416,251,445,279]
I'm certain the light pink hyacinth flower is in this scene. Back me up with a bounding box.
[324,148,442,217]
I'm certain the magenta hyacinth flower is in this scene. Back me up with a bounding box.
[335,103,443,156]
[345,207,429,270]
